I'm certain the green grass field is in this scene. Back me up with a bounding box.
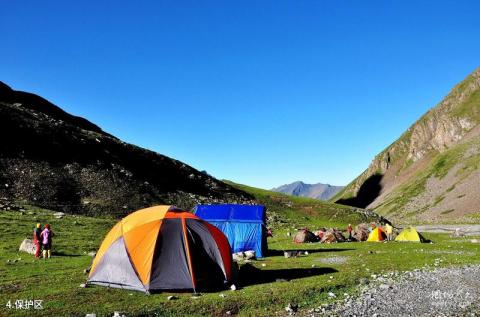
[1,207,479,317]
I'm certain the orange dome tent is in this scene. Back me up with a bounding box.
[87,205,233,293]
[367,227,387,242]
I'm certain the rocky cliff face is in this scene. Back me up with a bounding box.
[0,82,252,217]
[333,68,480,223]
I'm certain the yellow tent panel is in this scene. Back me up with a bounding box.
[367,227,386,242]
[395,227,426,242]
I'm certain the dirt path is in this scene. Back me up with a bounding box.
[415,225,480,236]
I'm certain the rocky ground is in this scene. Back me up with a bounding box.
[416,225,480,236]
[308,265,480,316]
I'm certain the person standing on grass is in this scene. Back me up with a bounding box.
[40,224,54,259]
[385,223,393,241]
[347,224,353,240]
[33,223,42,258]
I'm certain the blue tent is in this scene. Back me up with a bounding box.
[193,204,267,258]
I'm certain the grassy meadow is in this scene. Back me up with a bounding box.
[1,204,479,316]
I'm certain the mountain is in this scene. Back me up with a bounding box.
[0,82,252,216]
[225,180,385,228]
[332,67,480,224]
[271,181,344,201]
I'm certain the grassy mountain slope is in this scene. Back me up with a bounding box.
[332,67,480,224]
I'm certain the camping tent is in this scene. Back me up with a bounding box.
[395,227,427,242]
[87,205,233,293]
[367,227,386,242]
[193,204,267,258]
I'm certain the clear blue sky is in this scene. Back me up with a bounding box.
[1,1,479,189]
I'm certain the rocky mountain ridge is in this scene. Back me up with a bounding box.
[0,82,252,217]
[333,67,480,223]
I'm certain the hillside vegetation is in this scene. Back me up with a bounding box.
[333,67,480,224]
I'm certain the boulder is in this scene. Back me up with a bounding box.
[314,229,326,240]
[321,229,346,243]
[53,212,65,219]
[244,250,256,260]
[353,223,370,241]
[293,229,317,243]
[19,238,36,255]
[452,228,465,237]
[232,252,245,262]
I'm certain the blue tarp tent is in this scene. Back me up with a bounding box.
[193,204,267,258]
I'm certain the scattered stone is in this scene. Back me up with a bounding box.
[325,265,480,316]
[276,278,289,283]
[359,278,369,285]
[285,303,298,314]
[244,250,256,260]
[328,292,336,298]
[219,294,226,298]
[19,238,36,255]
[232,252,245,262]
[452,228,466,237]
[230,284,237,291]
[318,256,349,265]
[167,296,177,300]
[53,212,65,219]
[85,314,96,317]
[87,251,97,257]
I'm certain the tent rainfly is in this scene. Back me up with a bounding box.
[395,227,427,242]
[367,227,387,242]
[87,205,233,293]
[193,204,267,258]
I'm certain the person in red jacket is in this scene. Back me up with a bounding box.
[347,224,353,240]
[33,223,42,258]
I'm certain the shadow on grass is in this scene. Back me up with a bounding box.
[52,251,82,257]
[238,264,338,287]
[267,248,354,257]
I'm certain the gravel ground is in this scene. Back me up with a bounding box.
[315,256,349,265]
[416,225,480,236]
[307,265,480,316]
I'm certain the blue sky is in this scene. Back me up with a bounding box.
[1,1,479,189]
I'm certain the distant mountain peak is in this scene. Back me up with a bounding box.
[271,181,344,201]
